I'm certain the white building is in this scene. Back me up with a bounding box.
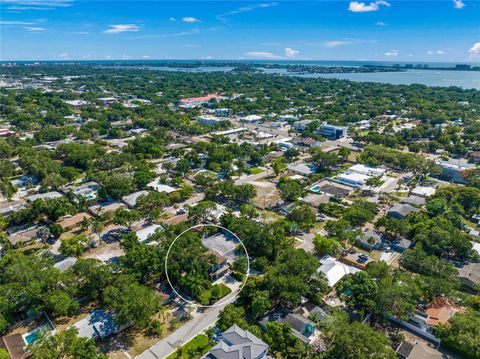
[136,224,161,243]
[411,186,436,198]
[317,256,361,287]
[147,179,178,194]
[336,172,371,188]
[293,119,313,131]
[240,115,263,123]
[348,164,385,177]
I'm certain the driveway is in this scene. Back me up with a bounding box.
[136,289,237,359]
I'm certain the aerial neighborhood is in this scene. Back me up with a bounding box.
[0,62,479,359]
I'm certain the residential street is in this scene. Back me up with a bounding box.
[136,301,228,359]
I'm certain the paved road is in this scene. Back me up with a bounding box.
[136,296,234,359]
[234,169,273,185]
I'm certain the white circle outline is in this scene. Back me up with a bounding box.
[164,223,250,308]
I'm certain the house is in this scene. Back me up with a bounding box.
[6,225,40,246]
[348,164,385,178]
[63,99,89,109]
[135,224,161,243]
[293,119,313,131]
[391,238,412,252]
[26,191,63,203]
[98,97,117,105]
[56,212,92,231]
[0,200,27,217]
[147,179,178,194]
[310,181,352,198]
[203,232,238,258]
[356,229,382,251]
[411,186,436,198]
[72,309,129,340]
[1,333,29,359]
[457,262,480,292]
[317,256,361,287]
[64,181,99,200]
[401,195,426,207]
[288,163,317,176]
[301,194,330,208]
[388,204,420,220]
[394,298,464,342]
[204,324,269,359]
[260,307,320,346]
[208,251,229,281]
[317,122,347,140]
[336,172,370,188]
[121,190,149,208]
[88,201,126,217]
[54,256,78,272]
[396,341,445,359]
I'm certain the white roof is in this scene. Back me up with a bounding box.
[411,186,436,197]
[471,241,480,256]
[122,190,149,207]
[348,164,385,177]
[240,115,263,122]
[136,224,161,242]
[317,256,361,287]
[147,180,178,193]
[337,172,370,184]
[27,191,63,202]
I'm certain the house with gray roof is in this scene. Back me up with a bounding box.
[204,324,269,359]
[356,229,382,251]
[387,203,420,220]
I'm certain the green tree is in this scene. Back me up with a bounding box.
[30,327,106,359]
[103,274,159,327]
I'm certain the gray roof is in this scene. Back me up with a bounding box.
[388,203,420,219]
[401,195,426,207]
[457,262,480,285]
[121,190,149,208]
[205,325,269,359]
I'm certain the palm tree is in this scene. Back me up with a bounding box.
[90,219,104,242]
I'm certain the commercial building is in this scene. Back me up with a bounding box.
[434,158,475,184]
[348,164,385,177]
[317,122,347,140]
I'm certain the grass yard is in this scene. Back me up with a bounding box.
[166,334,213,359]
[248,167,263,175]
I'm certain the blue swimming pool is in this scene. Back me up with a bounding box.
[310,185,321,192]
[23,323,54,345]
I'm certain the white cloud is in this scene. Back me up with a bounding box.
[169,17,176,21]
[222,2,277,17]
[468,42,480,54]
[182,17,199,23]
[384,49,398,56]
[1,0,72,8]
[375,21,386,26]
[453,0,465,9]
[0,20,34,25]
[141,55,151,59]
[58,52,69,59]
[285,47,299,58]
[324,40,352,48]
[348,1,390,12]
[23,26,46,31]
[104,24,141,34]
[244,51,282,60]
[428,50,446,55]
[201,56,213,59]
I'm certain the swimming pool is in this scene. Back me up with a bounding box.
[23,323,54,345]
[310,185,321,193]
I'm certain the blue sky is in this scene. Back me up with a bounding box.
[1,0,479,62]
